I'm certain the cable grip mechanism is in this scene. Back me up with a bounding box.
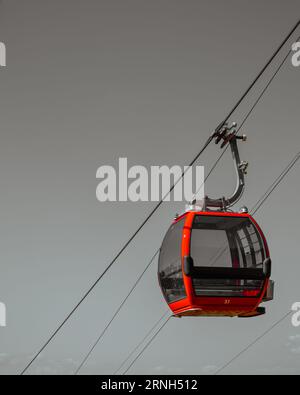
[189,122,249,212]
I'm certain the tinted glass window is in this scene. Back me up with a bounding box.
[158,219,186,303]
[191,216,266,297]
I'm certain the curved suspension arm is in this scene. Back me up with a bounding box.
[204,135,247,210]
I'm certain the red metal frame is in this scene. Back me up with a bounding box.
[167,211,270,318]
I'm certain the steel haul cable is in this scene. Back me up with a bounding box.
[192,33,300,203]
[214,19,300,131]
[20,19,300,375]
[113,311,170,376]
[122,316,172,376]
[214,311,293,375]
[251,152,300,215]
[73,250,160,375]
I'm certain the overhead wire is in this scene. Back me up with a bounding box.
[251,152,300,215]
[214,19,300,132]
[192,34,300,203]
[122,315,172,375]
[113,311,170,375]
[74,250,160,375]
[214,311,293,375]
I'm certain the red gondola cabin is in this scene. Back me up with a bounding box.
[158,211,274,318]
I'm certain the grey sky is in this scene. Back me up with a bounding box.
[0,0,299,375]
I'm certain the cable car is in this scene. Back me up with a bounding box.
[158,124,274,318]
[158,210,274,318]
